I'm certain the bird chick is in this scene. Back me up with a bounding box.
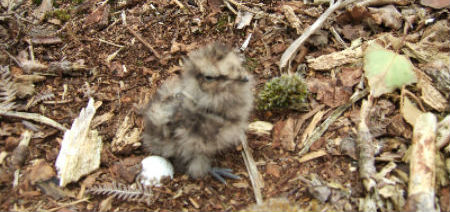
[143,43,254,183]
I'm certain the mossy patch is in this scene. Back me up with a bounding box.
[257,74,309,111]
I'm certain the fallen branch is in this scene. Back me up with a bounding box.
[298,88,368,156]
[0,111,67,131]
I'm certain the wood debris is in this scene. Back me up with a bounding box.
[55,98,102,187]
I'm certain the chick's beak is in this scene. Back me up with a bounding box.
[240,76,249,82]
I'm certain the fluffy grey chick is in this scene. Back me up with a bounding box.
[143,43,254,183]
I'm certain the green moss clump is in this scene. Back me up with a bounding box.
[257,74,309,111]
[215,15,229,32]
[72,0,84,4]
[32,0,43,5]
[46,9,71,22]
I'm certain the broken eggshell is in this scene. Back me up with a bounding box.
[139,156,174,187]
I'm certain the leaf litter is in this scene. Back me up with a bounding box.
[0,0,449,211]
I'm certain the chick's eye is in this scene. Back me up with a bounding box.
[204,76,214,81]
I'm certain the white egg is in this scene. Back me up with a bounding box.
[139,156,174,187]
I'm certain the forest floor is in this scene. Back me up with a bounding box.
[0,0,449,211]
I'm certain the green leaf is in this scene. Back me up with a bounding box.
[364,43,417,97]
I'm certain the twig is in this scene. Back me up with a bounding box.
[330,26,348,48]
[47,198,90,212]
[358,96,376,191]
[224,1,237,14]
[401,87,425,111]
[0,111,67,131]
[358,96,378,212]
[43,99,73,104]
[172,0,185,9]
[241,134,264,205]
[122,12,161,59]
[98,38,124,48]
[405,113,437,212]
[298,88,368,156]
[280,0,345,71]
[125,25,161,59]
[2,49,22,67]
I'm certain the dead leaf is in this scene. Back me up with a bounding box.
[99,196,114,212]
[0,168,13,184]
[235,11,253,29]
[170,41,186,54]
[272,118,296,151]
[341,24,367,41]
[248,121,273,136]
[207,0,223,12]
[33,0,53,21]
[439,187,450,212]
[27,159,55,185]
[339,67,362,88]
[340,137,357,160]
[421,0,450,9]
[401,96,424,127]
[36,178,72,199]
[92,112,114,128]
[266,164,281,178]
[388,114,411,139]
[368,5,403,29]
[15,82,35,98]
[308,78,352,108]
[110,159,140,183]
[422,59,450,99]
[422,20,450,42]
[111,114,142,154]
[282,5,301,34]
[298,149,327,163]
[84,4,110,29]
[418,76,448,112]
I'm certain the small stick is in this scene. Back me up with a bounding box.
[125,25,161,59]
[47,198,90,212]
[358,96,376,191]
[172,0,185,9]
[330,26,348,48]
[43,99,73,104]
[358,96,378,212]
[98,38,124,48]
[0,111,67,131]
[405,113,437,212]
[2,49,22,67]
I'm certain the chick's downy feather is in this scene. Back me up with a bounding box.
[143,43,254,178]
